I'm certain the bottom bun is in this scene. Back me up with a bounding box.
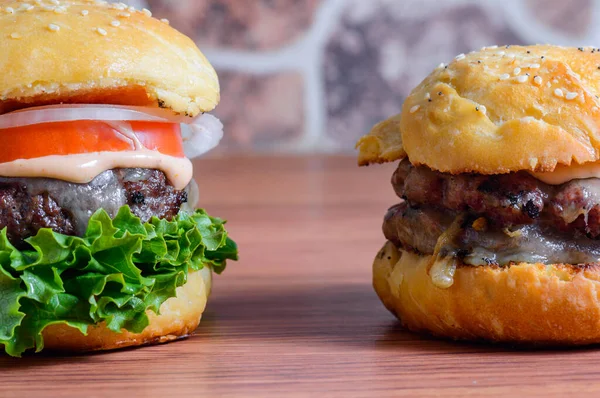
[42,267,212,352]
[374,241,600,344]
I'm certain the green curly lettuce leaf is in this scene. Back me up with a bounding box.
[0,206,238,357]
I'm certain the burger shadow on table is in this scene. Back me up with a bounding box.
[0,350,91,369]
[376,323,600,355]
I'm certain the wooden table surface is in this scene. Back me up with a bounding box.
[2,156,600,397]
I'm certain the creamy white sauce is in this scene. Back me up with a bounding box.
[0,151,193,190]
[531,162,600,185]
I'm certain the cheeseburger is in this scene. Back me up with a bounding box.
[0,0,237,357]
[358,45,600,344]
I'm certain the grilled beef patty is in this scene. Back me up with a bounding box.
[385,159,600,265]
[0,169,188,248]
[393,159,600,238]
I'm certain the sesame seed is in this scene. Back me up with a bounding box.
[438,91,443,96]
[488,45,498,49]
[578,47,584,51]
[109,3,126,10]
[437,63,445,69]
[515,75,528,83]
[529,158,538,168]
[565,92,578,100]
[527,50,531,54]
[118,12,130,17]
[529,63,540,69]
[499,73,510,80]
[541,56,545,59]
[425,92,431,100]
[96,27,107,36]
[533,76,542,86]
[5,6,14,13]
[498,51,506,56]
[10,32,21,39]
[110,20,120,27]
[20,3,34,11]
[128,6,135,12]
[547,82,552,88]
[47,23,60,32]
[142,8,152,17]
[477,60,481,64]
[160,18,169,24]
[513,67,521,75]
[410,105,420,114]
[81,9,88,16]
[554,88,564,98]
[479,105,487,115]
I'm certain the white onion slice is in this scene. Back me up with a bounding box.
[181,114,224,159]
[0,105,223,159]
[0,104,192,128]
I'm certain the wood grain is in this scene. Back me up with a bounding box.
[2,156,600,397]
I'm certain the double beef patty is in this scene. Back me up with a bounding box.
[0,169,187,248]
[385,159,600,264]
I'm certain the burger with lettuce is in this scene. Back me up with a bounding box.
[0,0,237,356]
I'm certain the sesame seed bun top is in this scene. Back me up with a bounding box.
[0,0,219,117]
[357,45,600,174]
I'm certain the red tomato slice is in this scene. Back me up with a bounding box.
[0,121,184,163]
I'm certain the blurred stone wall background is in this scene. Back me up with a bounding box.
[128,0,595,155]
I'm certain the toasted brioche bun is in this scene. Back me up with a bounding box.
[374,241,600,344]
[42,267,211,352]
[0,0,219,116]
[357,45,600,174]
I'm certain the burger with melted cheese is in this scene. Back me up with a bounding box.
[0,1,237,356]
[358,45,600,344]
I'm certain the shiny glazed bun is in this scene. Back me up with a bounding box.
[357,45,600,174]
[42,267,212,352]
[0,0,219,116]
[374,242,600,344]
